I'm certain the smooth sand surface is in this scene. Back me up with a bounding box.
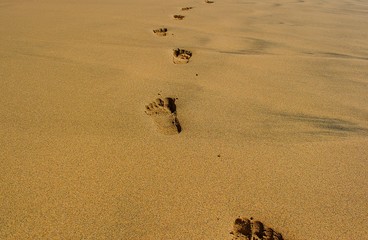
[1,0,368,239]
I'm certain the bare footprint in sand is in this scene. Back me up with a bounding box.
[182,7,193,11]
[205,0,215,3]
[145,97,181,135]
[153,28,168,36]
[231,217,283,240]
[173,48,192,64]
[173,14,185,20]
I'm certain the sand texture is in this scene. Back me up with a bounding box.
[1,0,368,239]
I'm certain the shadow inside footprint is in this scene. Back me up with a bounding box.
[153,28,168,36]
[173,48,192,64]
[205,0,215,3]
[231,217,283,240]
[182,7,193,11]
[145,97,181,135]
[173,15,185,20]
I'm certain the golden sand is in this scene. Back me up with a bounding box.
[1,0,367,239]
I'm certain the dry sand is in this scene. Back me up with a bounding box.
[1,0,368,239]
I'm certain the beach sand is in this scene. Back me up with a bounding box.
[1,0,368,239]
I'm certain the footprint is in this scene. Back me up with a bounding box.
[173,14,185,20]
[173,48,192,64]
[145,97,181,135]
[231,217,283,240]
[153,28,168,36]
[205,0,215,3]
[181,7,193,11]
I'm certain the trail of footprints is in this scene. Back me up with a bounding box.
[146,1,286,238]
[146,2,200,134]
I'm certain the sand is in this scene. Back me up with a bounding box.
[1,0,368,239]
